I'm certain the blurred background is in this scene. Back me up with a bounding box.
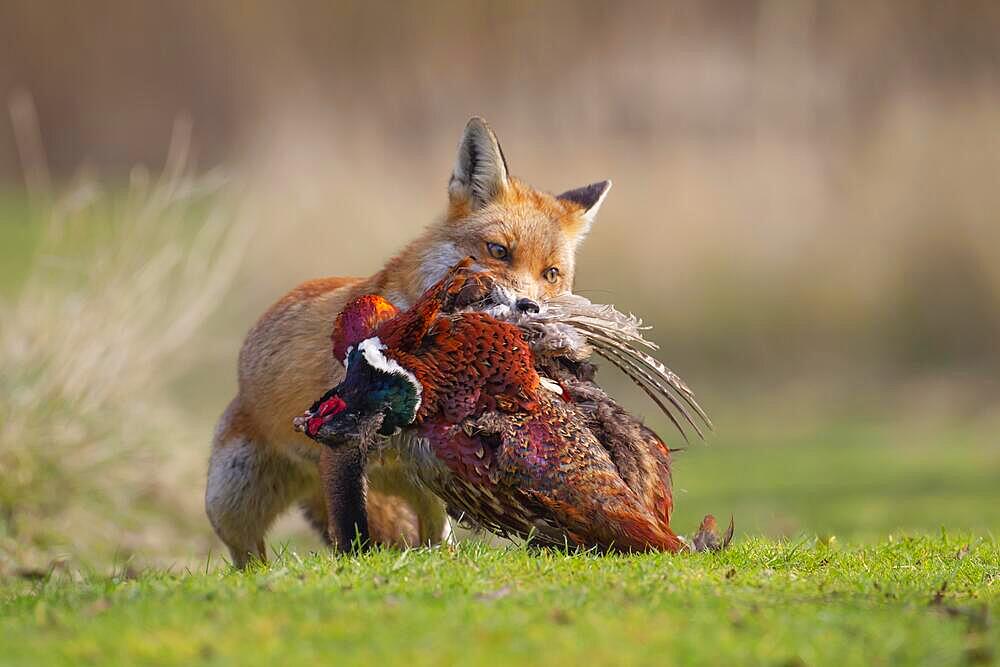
[2,0,999,572]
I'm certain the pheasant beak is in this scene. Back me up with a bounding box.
[293,395,348,439]
[294,394,389,453]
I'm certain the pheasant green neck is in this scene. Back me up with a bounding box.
[353,337,422,428]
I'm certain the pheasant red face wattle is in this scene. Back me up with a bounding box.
[305,395,348,437]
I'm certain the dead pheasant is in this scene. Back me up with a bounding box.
[295,259,730,552]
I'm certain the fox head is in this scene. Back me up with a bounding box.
[399,117,611,310]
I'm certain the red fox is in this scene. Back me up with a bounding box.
[205,117,611,566]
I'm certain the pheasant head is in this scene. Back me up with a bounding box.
[292,293,416,446]
[294,337,423,446]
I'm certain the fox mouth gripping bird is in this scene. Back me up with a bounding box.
[294,259,731,552]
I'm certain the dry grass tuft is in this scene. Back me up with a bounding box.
[0,126,250,572]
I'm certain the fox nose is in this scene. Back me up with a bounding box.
[515,298,540,314]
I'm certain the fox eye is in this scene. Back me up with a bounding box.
[486,242,509,261]
[543,267,560,284]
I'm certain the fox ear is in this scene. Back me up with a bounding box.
[449,117,510,209]
[558,180,612,228]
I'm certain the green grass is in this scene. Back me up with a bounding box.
[671,417,1000,542]
[0,194,42,295]
[1,537,997,666]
